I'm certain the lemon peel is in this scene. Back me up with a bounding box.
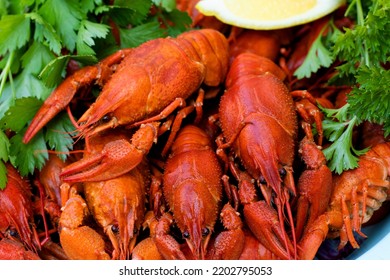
[196,0,346,30]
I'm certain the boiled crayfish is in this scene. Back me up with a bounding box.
[0,238,41,260]
[0,164,40,252]
[299,142,390,259]
[157,124,223,259]
[294,136,333,241]
[217,52,298,258]
[58,129,150,260]
[1,162,72,260]
[23,29,229,183]
[9,7,390,260]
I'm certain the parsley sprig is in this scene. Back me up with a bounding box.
[293,21,336,79]
[0,0,191,189]
[294,0,390,173]
[320,104,370,174]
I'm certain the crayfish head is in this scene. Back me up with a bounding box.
[85,170,147,260]
[76,65,151,139]
[77,110,119,139]
[0,164,39,252]
[174,183,218,259]
[105,205,140,260]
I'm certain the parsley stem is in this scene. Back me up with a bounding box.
[355,0,370,66]
[0,51,15,98]
[355,0,364,25]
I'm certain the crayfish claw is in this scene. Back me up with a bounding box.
[61,123,160,183]
[243,201,295,260]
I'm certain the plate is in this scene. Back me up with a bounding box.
[349,212,390,260]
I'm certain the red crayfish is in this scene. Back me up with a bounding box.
[58,129,151,260]
[23,29,229,183]
[299,142,390,259]
[6,7,389,260]
[152,124,223,260]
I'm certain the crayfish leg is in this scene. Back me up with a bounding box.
[59,186,110,260]
[153,214,187,260]
[206,203,245,260]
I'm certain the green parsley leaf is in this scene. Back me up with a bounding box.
[159,8,192,37]
[320,102,351,123]
[318,0,390,173]
[1,97,42,132]
[13,71,52,100]
[110,0,152,27]
[0,161,7,190]
[321,107,369,174]
[293,23,334,79]
[28,12,62,55]
[21,41,56,75]
[39,54,97,89]
[94,5,111,15]
[0,14,31,56]
[347,66,390,137]
[45,112,75,161]
[0,98,75,174]
[120,22,165,48]
[9,130,48,176]
[76,20,110,56]
[0,129,10,162]
[0,1,7,17]
[152,0,176,12]
[38,0,82,52]
[322,123,369,174]
[0,130,10,189]
[336,0,390,70]
[79,0,99,14]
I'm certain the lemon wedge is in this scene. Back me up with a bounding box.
[196,0,346,30]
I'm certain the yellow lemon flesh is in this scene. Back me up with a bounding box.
[196,0,346,30]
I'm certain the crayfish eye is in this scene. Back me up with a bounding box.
[259,175,267,185]
[8,228,18,237]
[111,225,119,234]
[183,231,190,239]
[279,168,287,178]
[201,228,210,237]
[101,114,111,123]
[133,228,138,235]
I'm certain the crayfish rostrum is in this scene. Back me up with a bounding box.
[2,9,389,260]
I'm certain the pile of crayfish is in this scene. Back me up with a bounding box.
[1,3,390,260]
